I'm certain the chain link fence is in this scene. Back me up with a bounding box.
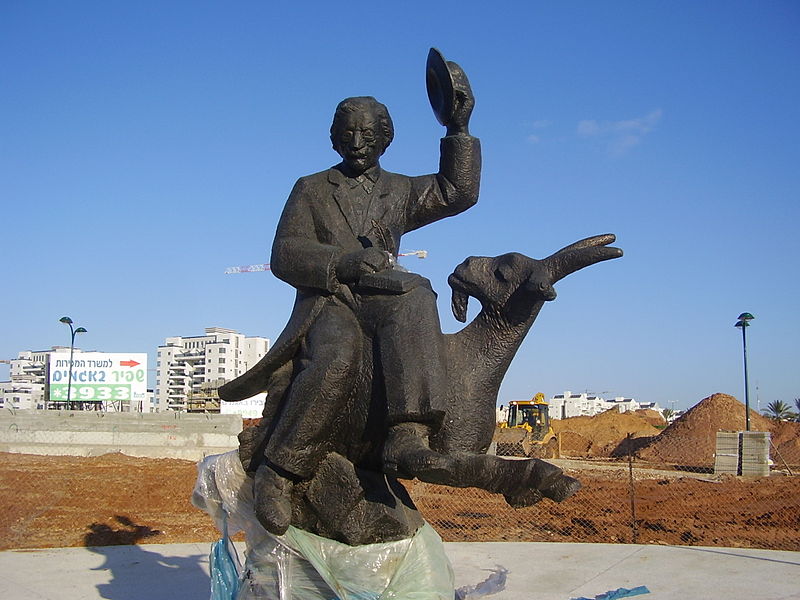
[0,412,797,552]
[408,429,799,551]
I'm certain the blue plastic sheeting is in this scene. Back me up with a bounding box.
[209,537,240,600]
[572,585,650,600]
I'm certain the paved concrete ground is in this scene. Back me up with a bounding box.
[0,541,797,600]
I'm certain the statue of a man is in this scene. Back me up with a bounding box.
[222,63,480,535]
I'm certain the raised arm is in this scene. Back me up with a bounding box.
[406,55,481,231]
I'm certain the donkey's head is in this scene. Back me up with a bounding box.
[447,253,553,322]
[447,234,622,323]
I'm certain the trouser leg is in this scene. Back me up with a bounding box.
[368,285,447,429]
[265,304,362,479]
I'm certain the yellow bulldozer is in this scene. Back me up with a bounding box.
[494,393,556,457]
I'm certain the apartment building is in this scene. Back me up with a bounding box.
[547,390,661,420]
[155,327,269,412]
[0,348,77,410]
[548,391,609,419]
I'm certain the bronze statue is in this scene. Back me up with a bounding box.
[220,49,622,546]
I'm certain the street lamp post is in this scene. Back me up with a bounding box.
[59,317,87,410]
[734,312,754,431]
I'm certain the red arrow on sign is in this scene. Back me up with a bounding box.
[120,360,140,368]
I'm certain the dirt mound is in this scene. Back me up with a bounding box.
[556,431,593,455]
[552,407,661,457]
[633,408,666,427]
[769,420,800,466]
[637,393,773,467]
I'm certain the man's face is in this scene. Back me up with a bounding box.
[333,109,385,175]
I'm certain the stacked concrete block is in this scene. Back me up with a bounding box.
[740,431,770,477]
[714,432,741,475]
[714,431,771,477]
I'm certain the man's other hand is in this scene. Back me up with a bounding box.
[337,248,391,283]
[447,61,475,136]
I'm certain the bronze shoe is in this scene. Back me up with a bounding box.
[253,464,293,535]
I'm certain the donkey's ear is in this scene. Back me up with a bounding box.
[544,241,623,284]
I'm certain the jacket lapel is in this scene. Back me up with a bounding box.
[367,172,394,225]
[328,168,358,237]
[362,173,400,254]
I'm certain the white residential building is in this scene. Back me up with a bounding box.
[155,327,269,412]
[547,390,661,420]
[606,396,641,413]
[0,348,79,410]
[548,391,611,419]
[496,404,509,424]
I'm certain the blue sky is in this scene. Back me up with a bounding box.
[2,1,798,411]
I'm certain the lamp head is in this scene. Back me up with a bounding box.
[59,316,73,325]
[75,327,87,334]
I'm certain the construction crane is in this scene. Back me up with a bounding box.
[224,250,428,274]
[224,264,271,274]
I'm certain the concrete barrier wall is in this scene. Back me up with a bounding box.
[0,409,242,461]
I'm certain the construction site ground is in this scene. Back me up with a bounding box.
[1,450,797,552]
[1,393,797,552]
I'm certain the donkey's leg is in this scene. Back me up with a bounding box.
[441,452,580,505]
[383,425,579,505]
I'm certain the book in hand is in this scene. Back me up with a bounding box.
[357,269,427,294]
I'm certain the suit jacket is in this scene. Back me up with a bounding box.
[219,134,480,402]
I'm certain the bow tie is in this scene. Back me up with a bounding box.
[347,174,375,194]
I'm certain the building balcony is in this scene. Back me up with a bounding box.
[174,352,205,362]
[168,363,191,371]
[167,374,190,382]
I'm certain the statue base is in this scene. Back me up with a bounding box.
[193,451,455,600]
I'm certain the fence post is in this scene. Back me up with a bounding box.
[626,432,638,543]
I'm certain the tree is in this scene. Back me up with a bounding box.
[764,400,795,421]
[661,408,675,422]
[794,398,800,422]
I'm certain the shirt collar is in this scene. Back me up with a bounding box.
[335,162,382,182]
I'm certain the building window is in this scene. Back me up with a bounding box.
[218,368,225,373]
[219,347,226,353]
[219,358,225,364]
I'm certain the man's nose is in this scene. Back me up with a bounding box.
[350,131,364,148]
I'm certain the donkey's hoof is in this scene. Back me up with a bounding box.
[541,474,582,502]
[503,487,544,508]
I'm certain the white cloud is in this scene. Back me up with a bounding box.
[577,120,601,136]
[524,119,550,143]
[577,109,663,154]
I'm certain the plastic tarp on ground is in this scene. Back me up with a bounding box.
[192,450,456,600]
